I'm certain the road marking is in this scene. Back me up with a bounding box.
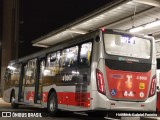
[74,112,120,120]
[74,112,87,116]
[104,117,120,120]
[144,117,160,120]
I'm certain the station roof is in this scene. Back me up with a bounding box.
[32,0,160,54]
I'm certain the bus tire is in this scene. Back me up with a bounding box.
[47,92,58,116]
[11,92,18,109]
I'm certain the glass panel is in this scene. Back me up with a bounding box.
[103,34,151,59]
[38,60,45,99]
[25,59,37,85]
[21,64,27,98]
[61,46,78,68]
[80,42,92,66]
[39,60,45,84]
[10,64,21,86]
[4,69,10,89]
[44,51,61,85]
[45,52,59,76]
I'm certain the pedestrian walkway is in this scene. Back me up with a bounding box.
[0,98,10,104]
[0,98,4,102]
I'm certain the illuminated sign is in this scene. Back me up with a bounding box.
[120,36,135,44]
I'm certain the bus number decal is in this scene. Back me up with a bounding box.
[62,75,73,81]
[136,76,147,80]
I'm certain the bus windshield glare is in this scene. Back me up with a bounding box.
[103,34,151,59]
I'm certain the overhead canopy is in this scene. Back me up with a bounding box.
[32,0,160,50]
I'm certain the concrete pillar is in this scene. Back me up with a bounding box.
[1,0,19,96]
[0,0,2,97]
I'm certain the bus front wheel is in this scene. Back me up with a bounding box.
[47,92,58,116]
[11,92,18,109]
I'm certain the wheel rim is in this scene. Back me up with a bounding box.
[50,97,55,112]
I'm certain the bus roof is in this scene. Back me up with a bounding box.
[10,29,154,65]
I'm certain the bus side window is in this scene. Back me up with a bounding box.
[45,52,58,76]
[25,59,37,85]
[4,63,21,89]
[10,64,21,86]
[39,60,45,84]
[157,59,160,69]
[4,68,11,90]
[4,68,10,81]
[61,46,78,69]
[44,52,60,85]
[80,42,92,66]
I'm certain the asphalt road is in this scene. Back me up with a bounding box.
[0,98,159,120]
[0,98,119,120]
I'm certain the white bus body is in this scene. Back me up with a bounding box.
[3,29,157,116]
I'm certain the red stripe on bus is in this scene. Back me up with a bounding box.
[57,92,90,107]
[26,91,90,107]
[42,92,90,107]
[26,91,35,101]
[42,92,48,102]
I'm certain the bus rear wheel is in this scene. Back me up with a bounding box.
[47,92,58,116]
[11,92,18,109]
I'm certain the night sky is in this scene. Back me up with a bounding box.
[19,0,112,57]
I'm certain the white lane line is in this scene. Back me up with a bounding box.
[74,112,120,120]
[74,112,87,116]
[104,117,120,120]
[146,117,160,120]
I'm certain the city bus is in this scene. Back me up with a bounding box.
[3,29,157,117]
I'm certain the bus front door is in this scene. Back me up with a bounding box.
[75,42,92,107]
[18,64,27,102]
[34,58,45,104]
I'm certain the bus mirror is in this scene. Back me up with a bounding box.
[95,36,100,42]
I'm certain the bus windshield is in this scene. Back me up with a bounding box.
[103,34,151,59]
